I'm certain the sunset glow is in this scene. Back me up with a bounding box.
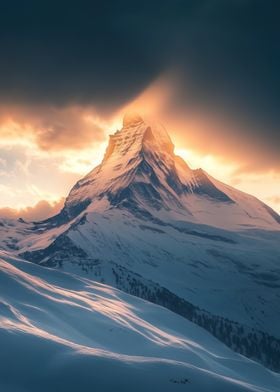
[0,99,279,217]
[0,27,278,217]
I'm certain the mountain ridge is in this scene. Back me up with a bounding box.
[51,113,279,230]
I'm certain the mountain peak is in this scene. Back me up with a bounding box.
[51,115,280,232]
[101,114,174,166]
[123,112,144,127]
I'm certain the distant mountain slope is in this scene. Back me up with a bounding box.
[0,252,279,392]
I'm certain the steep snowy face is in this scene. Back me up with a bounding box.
[63,113,231,220]
[102,113,175,166]
[64,114,177,215]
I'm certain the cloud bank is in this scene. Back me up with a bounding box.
[0,198,65,222]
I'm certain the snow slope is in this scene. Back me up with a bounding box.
[0,251,279,392]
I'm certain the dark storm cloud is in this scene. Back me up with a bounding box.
[0,0,279,167]
[0,0,173,107]
[0,105,106,151]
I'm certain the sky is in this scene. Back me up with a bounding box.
[0,0,279,219]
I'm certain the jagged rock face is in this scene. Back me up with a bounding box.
[63,114,234,220]
[102,115,175,165]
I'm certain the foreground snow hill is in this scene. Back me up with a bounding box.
[0,252,279,392]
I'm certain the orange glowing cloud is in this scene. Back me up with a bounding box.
[0,198,65,222]
[0,105,106,152]
[114,73,178,122]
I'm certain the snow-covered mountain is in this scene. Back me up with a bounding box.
[1,113,280,372]
[1,252,279,392]
[56,112,280,231]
